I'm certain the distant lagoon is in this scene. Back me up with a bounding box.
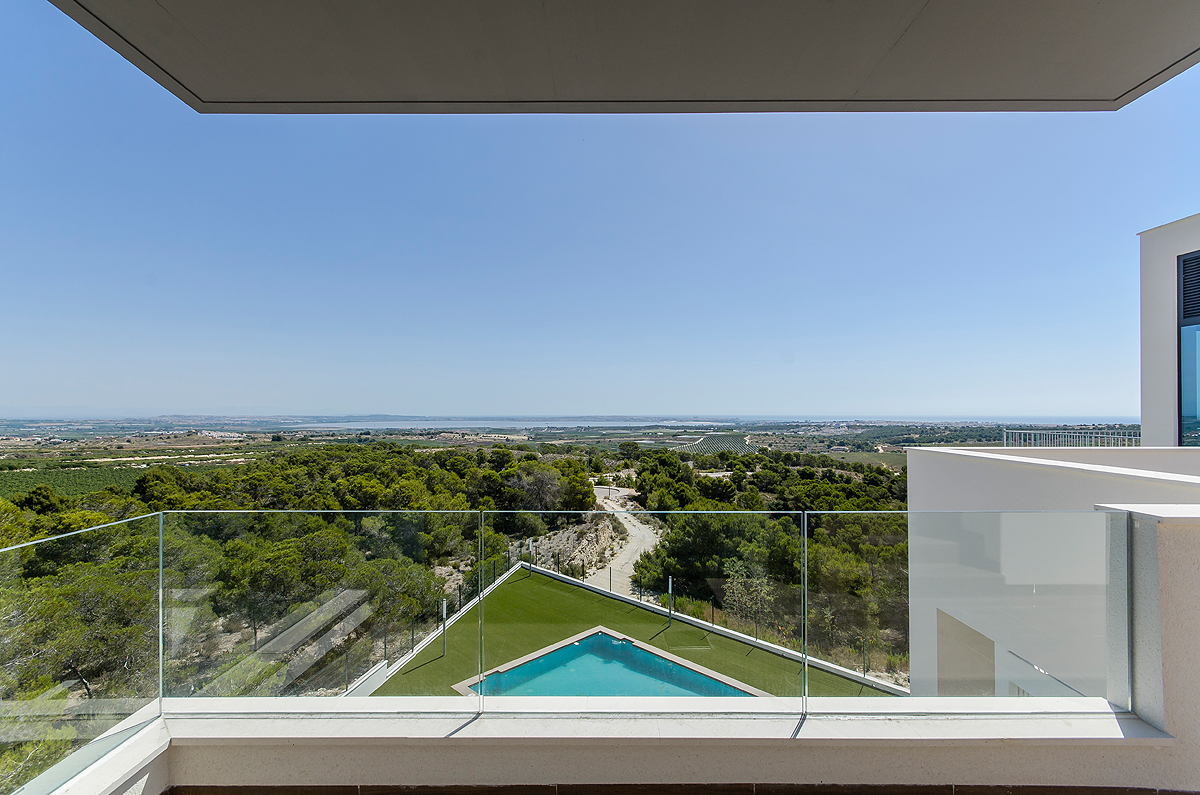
[295,418,733,430]
[290,414,1137,431]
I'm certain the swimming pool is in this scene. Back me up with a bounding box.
[469,629,757,697]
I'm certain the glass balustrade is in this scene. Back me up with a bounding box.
[0,506,1133,794]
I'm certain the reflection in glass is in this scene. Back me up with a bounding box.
[0,516,161,795]
[1182,324,1200,445]
[161,511,477,698]
[907,511,1129,707]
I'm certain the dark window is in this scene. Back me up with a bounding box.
[1179,250,1200,445]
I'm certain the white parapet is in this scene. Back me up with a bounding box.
[908,446,1200,512]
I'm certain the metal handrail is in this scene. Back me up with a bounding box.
[1002,428,1141,447]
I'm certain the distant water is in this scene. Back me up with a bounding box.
[296,418,731,430]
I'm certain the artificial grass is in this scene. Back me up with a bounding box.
[373,570,891,698]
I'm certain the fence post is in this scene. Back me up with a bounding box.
[158,511,164,704]
[668,576,673,628]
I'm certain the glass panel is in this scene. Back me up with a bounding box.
[805,512,910,696]
[162,511,479,699]
[362,511,481,710]
[0,515,161,795]
[907,510,1130,705]
[477,510,813,706]
[1182,324,1200,445]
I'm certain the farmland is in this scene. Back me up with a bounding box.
[825,450,909,470]
[0,464,231,499]
[671,434,754,456]
[0,467,144,499]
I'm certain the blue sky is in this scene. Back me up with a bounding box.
[3,0,1197,420]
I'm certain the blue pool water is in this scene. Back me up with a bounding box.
[476,632,753,697]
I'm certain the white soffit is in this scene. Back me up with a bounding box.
[49,0,1200,114]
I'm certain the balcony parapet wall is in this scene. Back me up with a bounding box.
[907,447,1200,513]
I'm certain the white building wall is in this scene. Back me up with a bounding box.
[1141,212,1200,446]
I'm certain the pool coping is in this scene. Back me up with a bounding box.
[451,625,772,697]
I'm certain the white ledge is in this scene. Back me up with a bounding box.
[908,448,1200,486]
[1096,503,1200,523]
[158,697,1171,745]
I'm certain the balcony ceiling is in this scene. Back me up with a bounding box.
[50,0,1200,113]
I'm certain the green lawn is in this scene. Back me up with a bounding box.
[374,571,890,698]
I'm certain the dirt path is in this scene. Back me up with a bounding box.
[585,487,659,598]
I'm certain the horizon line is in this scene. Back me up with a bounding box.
[0,413,1142,424]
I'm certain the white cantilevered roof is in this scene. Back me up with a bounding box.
[49,0,1200,114]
